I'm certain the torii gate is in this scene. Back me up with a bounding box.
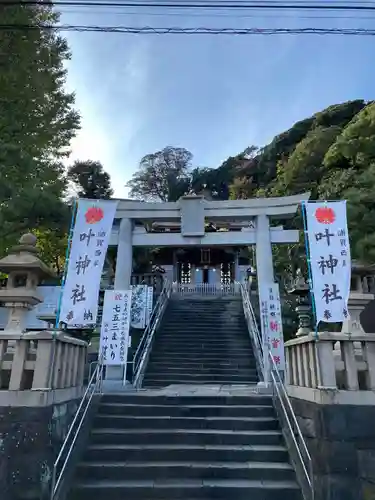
[106,192,310,386]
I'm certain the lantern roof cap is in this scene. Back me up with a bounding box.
[0,233,56,278]
[352,260,375,274]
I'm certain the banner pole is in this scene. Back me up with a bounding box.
[54,198,79,329]
[301,201,319,339]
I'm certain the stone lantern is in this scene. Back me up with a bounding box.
[288,269,312,337]
[0,233,56,334]
[246,266,257,291]
[341,261,375,335]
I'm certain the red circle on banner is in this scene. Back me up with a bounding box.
[315,206,336,224]
[85,206,104,224]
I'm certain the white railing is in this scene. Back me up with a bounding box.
[172,282,241,296]
[285,332,375,391]
[240,283,313,500]
[132,280,172,388]
[0,331,87,391]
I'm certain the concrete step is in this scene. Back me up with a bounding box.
[147,359,257,368]
[76,460,296,482]
[147,358,255,366]
[150,348,254,356]
[94,415,279,431]
[70,478,301,500]
[90,428,283,446]
[83,443,290,463]
[143,379,259,388]
[97,403,275,418]
[142,373,258,383]
[158,330,249,336]
[161,317,247,335]
[146,359,257,369]
[165,318,245,326]
[143,375,258,384]
[145,366,258,376]
[100,394,273,406]
[145,368,258,378]
[154,340,252,348]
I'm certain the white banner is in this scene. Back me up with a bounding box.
[259,283,285,370]
[146,286,154,326]
[305,201,351,324]
[130,285,148,329]
[99,290,132,365]
[59,199,118,327]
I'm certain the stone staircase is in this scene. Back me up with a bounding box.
[69,392,302,500]
[143,297,259,388]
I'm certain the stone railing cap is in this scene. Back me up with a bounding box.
[285,331,375,347]
[0,330,87,346]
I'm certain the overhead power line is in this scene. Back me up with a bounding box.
[58,7,375,20]
[1,23,375,35]
[5,0,375,10]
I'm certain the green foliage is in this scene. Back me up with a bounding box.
[35,228,68,277]
[323,102,375,171]
[223,100,375,273]
[313,100,366,128]
[271,126,342,198]
[127,146,192,201]
[68,160,114,199]
[0,4,80,255]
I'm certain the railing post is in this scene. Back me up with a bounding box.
[9,338,28,390]
[316,338,336,388]
[33,339,54,389]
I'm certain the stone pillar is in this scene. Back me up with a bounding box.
[105,217,133,387]
[114,217,133,289]
[234,251,240,282]
[255,214,274,385]
[172,250,178,282]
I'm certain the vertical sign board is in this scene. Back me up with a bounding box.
[305,201,351,324]
[146,286,154,326]
[99,290,132,366]
[259,283,285,371]
[130,285,148,329]
[59,199,118,327]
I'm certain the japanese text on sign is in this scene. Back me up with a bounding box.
[130,285,148,329]
[259,283,285,370]
[59,200,118,327]
[99,290,132,365]
[305,201,351,324]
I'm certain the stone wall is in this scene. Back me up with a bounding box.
[290,397,375,500]
[0,398,80,500]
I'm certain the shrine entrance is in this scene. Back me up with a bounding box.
[106,192,310,385]
[177,248,235,285]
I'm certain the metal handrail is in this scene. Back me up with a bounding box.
[240,284,313,500]
[50,361,104,500]
[132,279,172,388]
[240,283,264,379]
[269,351,313,499]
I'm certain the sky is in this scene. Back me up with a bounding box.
[60,2,375,198]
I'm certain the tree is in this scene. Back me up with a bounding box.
[323,102,375,172]
[35,228,68,277]
[0,4,80,255]
[68,160,114,199]
[127,147,193,201]
[271,126,342,198]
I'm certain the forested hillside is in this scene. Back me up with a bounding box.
[224,99,375,277]
[127,99,375,280]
